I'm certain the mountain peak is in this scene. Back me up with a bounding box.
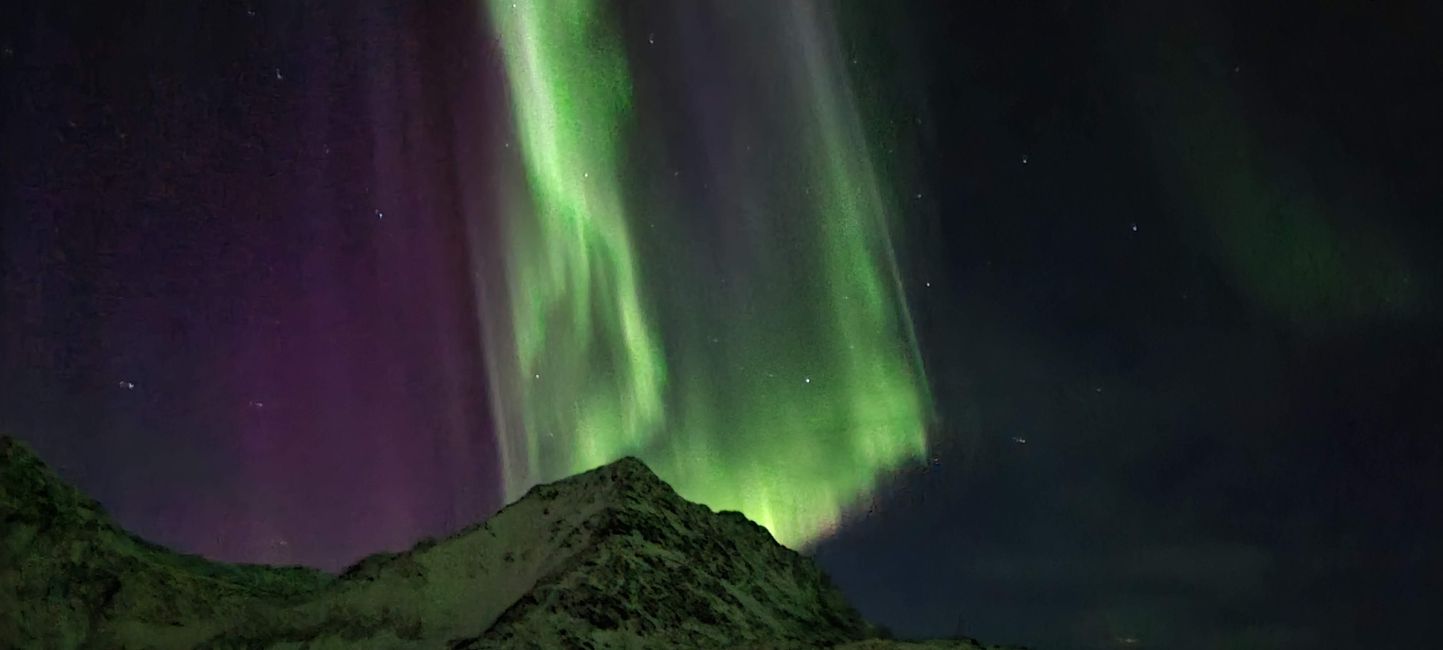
[206,448,872,648]
[449,455,872,648]
[1,439,1016,649]
[572,454,670,491]
[599,454,654,479]
[2,434,46,472]
[1,435,107,528]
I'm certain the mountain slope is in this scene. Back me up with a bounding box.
[0,436,329,648]
[452,457,870,649]
[2,435,1022,649]
[217,457,872,649]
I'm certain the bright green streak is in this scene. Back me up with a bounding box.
[488,0,666,493]
[487,0,929,547]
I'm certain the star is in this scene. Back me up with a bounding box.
[118,380,136,390]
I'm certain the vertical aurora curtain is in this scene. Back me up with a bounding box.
[483,0,929,546]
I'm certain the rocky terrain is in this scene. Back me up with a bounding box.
[1,436,1020,649]
[0,436,328,648]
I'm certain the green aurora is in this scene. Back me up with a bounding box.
[484,0,929,546]
[1131,19,1420,332]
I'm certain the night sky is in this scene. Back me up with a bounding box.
[3,2,1441,649]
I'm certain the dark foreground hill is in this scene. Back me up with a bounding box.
[1,436,1020,649]
[0,436,328,647]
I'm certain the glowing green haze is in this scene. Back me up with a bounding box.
[487,0,667,493]
[486,0,929,546]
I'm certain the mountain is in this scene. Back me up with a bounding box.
[1,436,1021,649]
[0,436,329,648]
[446,457,870,649]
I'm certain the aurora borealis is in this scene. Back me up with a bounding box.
[5,0,1443,647]
[485,0,669,492]
[484,0,928,546]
